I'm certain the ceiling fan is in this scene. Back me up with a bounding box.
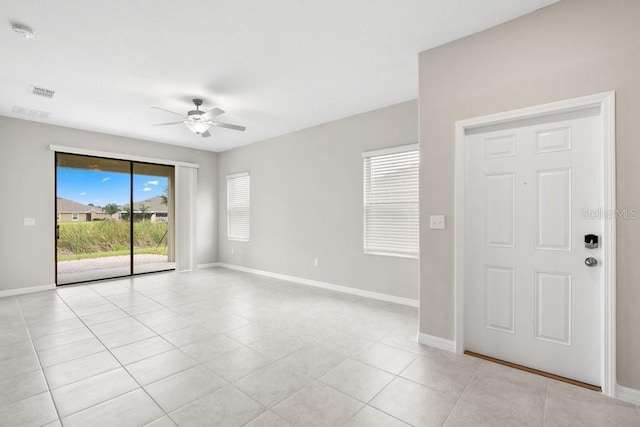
[152,98,246,138]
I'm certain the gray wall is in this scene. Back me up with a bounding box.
[418,0,640,389]
[0,116,218,292]
[218,100,419,300]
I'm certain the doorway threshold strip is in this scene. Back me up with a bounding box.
[464,351,601,392]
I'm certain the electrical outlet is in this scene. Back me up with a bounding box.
[24,217,36,226]
[231,247,235,255]
[314,258,319,267]
[430,215,445,230]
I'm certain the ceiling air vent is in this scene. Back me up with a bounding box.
[29,85,55,99]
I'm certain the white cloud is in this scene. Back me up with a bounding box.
[79,192,86,196]
[102,177,110,182]
[146,180,159,186]
[95,199,100,202]
[143,187,152,192]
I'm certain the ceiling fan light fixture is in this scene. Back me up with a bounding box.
[185,119,210,134]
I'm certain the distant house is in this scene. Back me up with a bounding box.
[56,198,109,222]
[122,196,169,222]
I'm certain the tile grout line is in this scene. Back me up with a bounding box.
[114,275,307,420]
[53,285,178,425]
[325,342,420,425]
[127,278,279,420]
[85,277,275,425]
[541,379,550,427]
[15,295,64,426]
[439,356,484,426]
[133,284,277,425]
[26,271,422,426]
[59,279,240,416]
[234,337,417,422]
[195,328,367,423]
[231,315,423,424]
[194,274,419,422]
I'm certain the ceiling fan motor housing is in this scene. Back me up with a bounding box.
[187,99,206,126]
[188,110,205,119]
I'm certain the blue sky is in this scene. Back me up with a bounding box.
[57,167,168,206]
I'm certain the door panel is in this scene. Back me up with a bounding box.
[132,163,175,275]
[484,266,515,333]
[56,153,131,284]
[534,270,572,345]
[534,126,572,153]
[465,107,602,386]
[535,168,572,250]
[484,134,516,158]
[485,173,516,247]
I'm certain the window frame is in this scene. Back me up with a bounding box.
[362,143,419,259]
[226,171,250,242]
[71,212,79,221]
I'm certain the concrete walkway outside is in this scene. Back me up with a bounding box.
[57,254,174,284]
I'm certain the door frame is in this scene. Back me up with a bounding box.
[51,144,200,282]
[54,152,178,284]
[453,91,616,396]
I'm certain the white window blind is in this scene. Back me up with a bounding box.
[363,144,419,258]
[227,172,250,242]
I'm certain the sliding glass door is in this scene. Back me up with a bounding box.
[132,163,174,274]
[55,153,175,285]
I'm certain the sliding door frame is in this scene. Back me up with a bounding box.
[52,145,199,285]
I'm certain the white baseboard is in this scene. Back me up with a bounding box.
[0,283,56,298]
[216,263,419,307]
[417,332,456,352]
[616,385,640,405]
[197,263,219,269]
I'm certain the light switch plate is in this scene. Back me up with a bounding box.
[430,215,445,230]
[24,217,36,226]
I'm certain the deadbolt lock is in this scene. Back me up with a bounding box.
[585,234,599,249]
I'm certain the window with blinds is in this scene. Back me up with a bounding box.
[363,144,419,258]
[227,172,250,242]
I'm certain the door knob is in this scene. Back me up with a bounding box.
[585,257,598,267]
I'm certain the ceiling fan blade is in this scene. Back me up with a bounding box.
[211,121,246,131]
[152,121,185,126]
[151,106,186,117]
[203,107,224,118]
[200,130,212,138]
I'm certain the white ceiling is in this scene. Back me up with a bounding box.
[0,0,558,152]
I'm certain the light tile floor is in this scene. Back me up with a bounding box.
[0,267,638,426]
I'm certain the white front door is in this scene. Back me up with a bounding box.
[464,107,603,386]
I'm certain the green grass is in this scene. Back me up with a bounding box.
[57,247,167,262]
[57,220,169,257]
